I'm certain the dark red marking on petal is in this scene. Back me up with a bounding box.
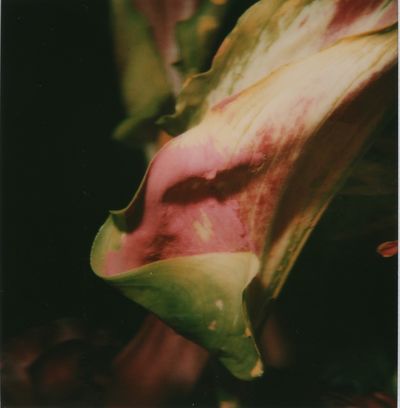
[299,15,309,28]
[212,93,241,112]
[162,164,254,204]
[328,0,384,33]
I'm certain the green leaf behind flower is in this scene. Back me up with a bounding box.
[112,0,237,145]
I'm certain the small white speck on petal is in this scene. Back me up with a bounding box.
[250,359,263,377]
[215,299,224,310]
[208,320,218,330]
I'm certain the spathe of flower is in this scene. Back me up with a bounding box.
[92,1,397,380]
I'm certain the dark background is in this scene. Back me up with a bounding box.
[2,0,148,341]
[1,0,397,402]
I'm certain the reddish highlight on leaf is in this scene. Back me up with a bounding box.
[377,240,398,258]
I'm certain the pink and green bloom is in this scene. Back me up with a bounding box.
[91,0,397,380]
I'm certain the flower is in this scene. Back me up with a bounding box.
[91,0,397,380]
